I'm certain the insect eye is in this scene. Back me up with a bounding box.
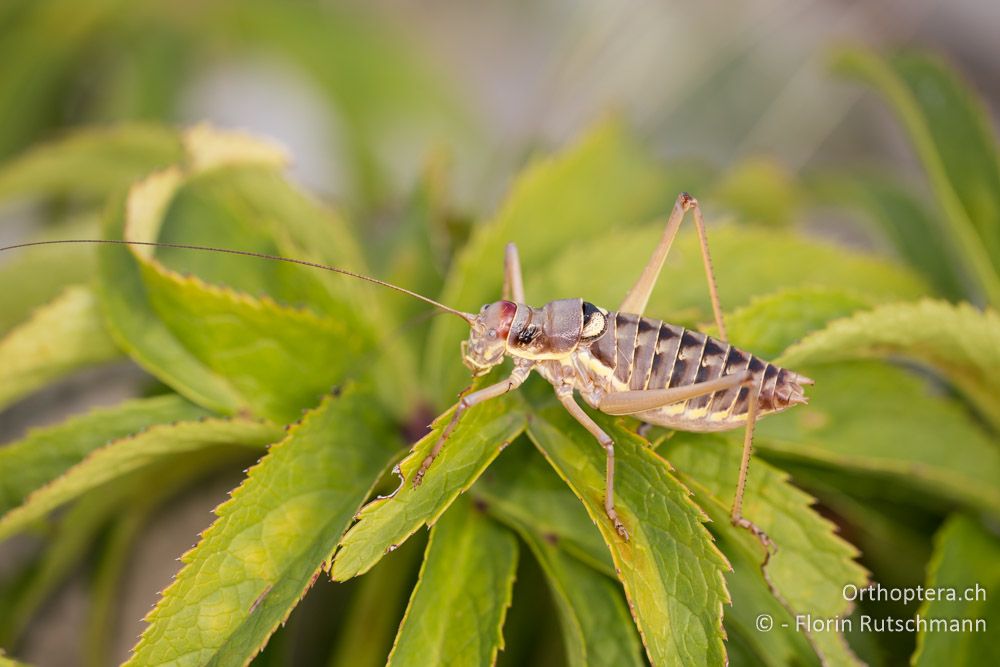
[488,328,497,339]
[481,304,490,312]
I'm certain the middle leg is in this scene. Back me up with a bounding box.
[555,386,630,541]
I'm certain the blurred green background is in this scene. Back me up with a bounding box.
[1,1,998,666]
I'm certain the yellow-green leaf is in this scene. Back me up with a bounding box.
[140,263,373,423]
[833,49,1000,306]
[724,287,874,359]
[0,648,30,667]
[912,515,999,666]
[779,300,1000,430]
[0,123,182,202]
[474,440,613,577]
[521,529,645,667]
[527,402,730,666]
[98,180,376,422]
[387,497,518,667]
[0,485,133,647]
[0,216,99,335]
[0,285,120,411]
[478,453,644,667]
[331,388,526,581]
[712,158,800,228]
[0,394,208,516]
[755,362,1000,517]
[663,435,867,666]
[807,173,968,300]
[710,509,822,667]
[0,417,279,542]
[127,384,399,667]
[326,537,422,667]
[0,444,235,648]
[98,194,241,413]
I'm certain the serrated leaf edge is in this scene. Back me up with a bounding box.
[526,411,732,665]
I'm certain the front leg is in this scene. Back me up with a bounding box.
[414,362,532,486]
[555,385,629,541]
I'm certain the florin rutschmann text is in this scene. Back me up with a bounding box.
[753,582,988,636]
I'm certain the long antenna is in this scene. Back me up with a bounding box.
[0,239,477,325]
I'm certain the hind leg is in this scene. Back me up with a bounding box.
[503,242,525,303]
[619,193,728,340]
[730,377,773,552]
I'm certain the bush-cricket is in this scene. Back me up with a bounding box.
[1,192,813,545]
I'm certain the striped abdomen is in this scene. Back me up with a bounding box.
[583,312,811,431]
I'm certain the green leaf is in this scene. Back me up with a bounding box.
[807,173,968,300]
[778,464,934,590]
[0,417,279,542]
[715,523,822,667]
[98,169,378,422]
[474,440,613,577]
[427,121,670,399]
[723,287,875,359]
[0,285,120,411]
[155,171,345,308]
[114,130,412,420]
[0,216,99,335]
[0,486,123,647]
[519,529,645,667]
[139,263,374,423]
[127,384,399,667]
[83,449,249,667]
[0,123,182,202]
[662,435,867,666]
[85,500,170,667]
[0,394,208,516]
[331,387,526,581]
[0,0,128,160]
[528,223,927,329]
[527,402,730,666]
[833,48,1000,306]
[387,497,518,667]
[712,158,800,228]
[0,648,30,667]
[477,453,644,667]
[156,159,421,415]
[755,362,1000,517]
[912,515,1000,666]
[0,444,233,648]
[327,537,422,667]
[779,300,1000,431]
[97,195,242,414]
